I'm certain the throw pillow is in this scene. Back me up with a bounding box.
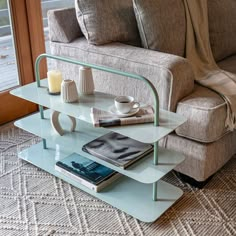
[133,0,186,57]
[75,0,140,46]
[208,0,236,61]
[48,8,83,43]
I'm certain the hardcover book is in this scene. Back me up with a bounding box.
[82,132,153,169]
[55,153,120,192]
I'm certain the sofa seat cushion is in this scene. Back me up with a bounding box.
[75,0,140,46]
[217,55,236,74]
[133,0,186,57]
[166,131,236,181]
[176,84,229,143]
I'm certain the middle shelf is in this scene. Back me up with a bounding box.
[15,109,185,184]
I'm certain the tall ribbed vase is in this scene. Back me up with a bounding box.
[78,66,94,95]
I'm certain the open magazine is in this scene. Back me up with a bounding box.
[91,105,154,127]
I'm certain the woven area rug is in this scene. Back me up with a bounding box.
[0,123,235,236]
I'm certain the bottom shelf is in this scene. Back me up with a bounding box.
[19,141,183,223]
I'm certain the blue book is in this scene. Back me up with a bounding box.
[55,153,120,191]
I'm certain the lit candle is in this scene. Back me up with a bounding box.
[47,70,63,93]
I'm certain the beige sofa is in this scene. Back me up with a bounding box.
[47,1,236,186]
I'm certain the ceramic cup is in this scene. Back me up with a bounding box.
[114,96,140,114]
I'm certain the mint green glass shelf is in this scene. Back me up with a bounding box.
[11,79,186,144]
[14,109,185,184]
[18,141,183,223]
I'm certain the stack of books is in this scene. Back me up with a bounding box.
[55,132,153,192]
[55,153,121,192]
[82,132,153,169]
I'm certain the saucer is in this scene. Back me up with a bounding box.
[109,105,139,118]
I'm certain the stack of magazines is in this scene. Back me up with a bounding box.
[55,132,153,191]
[90,105,154,127]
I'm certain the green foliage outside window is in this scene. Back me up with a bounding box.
[0,0,7,9]
[0,0,9,27]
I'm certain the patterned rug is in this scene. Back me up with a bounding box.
[0,123,235,236]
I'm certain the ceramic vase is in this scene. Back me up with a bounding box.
[61,79,78,103]
[51,110,76,136]
[78,66,94,95]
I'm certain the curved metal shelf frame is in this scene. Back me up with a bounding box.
[35,53,160,200]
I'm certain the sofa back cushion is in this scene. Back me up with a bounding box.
[75,0,140,46]
[133,0,186,57]
[208,0,236,61]
[48,8,83,43]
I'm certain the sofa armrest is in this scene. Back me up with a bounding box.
[50,38,194,111]
[47,8,82,43]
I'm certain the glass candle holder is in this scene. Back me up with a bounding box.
[47,70,63,94]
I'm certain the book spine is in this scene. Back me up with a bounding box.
[55,166,121,192]
[96,173,122,191]
[55,165,98,191]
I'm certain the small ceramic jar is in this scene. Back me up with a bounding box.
[61,79,78,103]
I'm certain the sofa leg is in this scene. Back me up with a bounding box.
[174,171,213,189]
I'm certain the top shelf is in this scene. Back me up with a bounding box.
[11,79,186,143]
